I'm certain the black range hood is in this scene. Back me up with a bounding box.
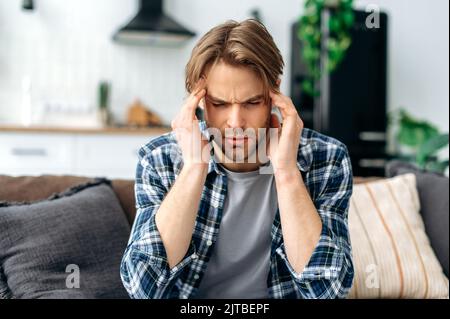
[113,0,196,46]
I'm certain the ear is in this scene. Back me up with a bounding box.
[276,78,281,88]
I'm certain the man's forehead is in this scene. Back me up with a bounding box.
[204,64,265,102]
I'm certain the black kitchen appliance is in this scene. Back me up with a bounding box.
[291,9,389,176]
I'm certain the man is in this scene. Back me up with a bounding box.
[120,19,354,299]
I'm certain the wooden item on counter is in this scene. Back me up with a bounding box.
[126,100,164,127]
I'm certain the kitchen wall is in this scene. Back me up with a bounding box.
[0,0,448,133]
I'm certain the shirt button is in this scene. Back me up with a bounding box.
[191,253,198,260]
[194,274,200,280]
[206,240,213,246]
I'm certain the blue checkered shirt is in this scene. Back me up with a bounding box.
[120,120,354,299]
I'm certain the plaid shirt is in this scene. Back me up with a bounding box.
[120,120,354,299]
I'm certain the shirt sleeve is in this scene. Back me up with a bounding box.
[276,144,355,299]
[120,147,197,299]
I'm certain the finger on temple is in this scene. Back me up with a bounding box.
[193,77,207,95]
[184,88,206,117]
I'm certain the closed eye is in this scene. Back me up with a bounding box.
[246,101,262,106]
[210,100,261,107]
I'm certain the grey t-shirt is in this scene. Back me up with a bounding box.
[195,164,278,299]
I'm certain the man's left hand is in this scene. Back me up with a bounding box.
[267,90,304,174]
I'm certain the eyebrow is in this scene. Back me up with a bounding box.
[206,94,264,104]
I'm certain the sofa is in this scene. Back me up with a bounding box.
[0,176,136,299]
[0,164,448,299]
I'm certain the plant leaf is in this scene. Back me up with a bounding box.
[417,133,449,165]
[425,160,449,174]
[397,110,440,147]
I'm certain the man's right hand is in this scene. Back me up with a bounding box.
[156,78,211,270]
[171,78,210,169]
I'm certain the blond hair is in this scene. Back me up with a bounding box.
[185,19,284,105]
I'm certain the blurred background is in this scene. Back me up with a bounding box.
[0,0,448,179]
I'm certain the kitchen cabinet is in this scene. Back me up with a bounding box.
[0,126,170,179]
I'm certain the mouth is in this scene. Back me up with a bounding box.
[225,136,249,146]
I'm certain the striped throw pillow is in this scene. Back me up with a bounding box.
[347,174,449,299]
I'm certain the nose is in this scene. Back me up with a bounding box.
[226,104,246,129]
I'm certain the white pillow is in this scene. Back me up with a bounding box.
[347,174,449,299]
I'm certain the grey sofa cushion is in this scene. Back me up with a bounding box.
[386,160,449,277]
[0,179,131,299]
[0,267,12,299]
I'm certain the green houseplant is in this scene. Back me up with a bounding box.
[297,0,355,96]
[389,108,449,174]
[98,81,111,127]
